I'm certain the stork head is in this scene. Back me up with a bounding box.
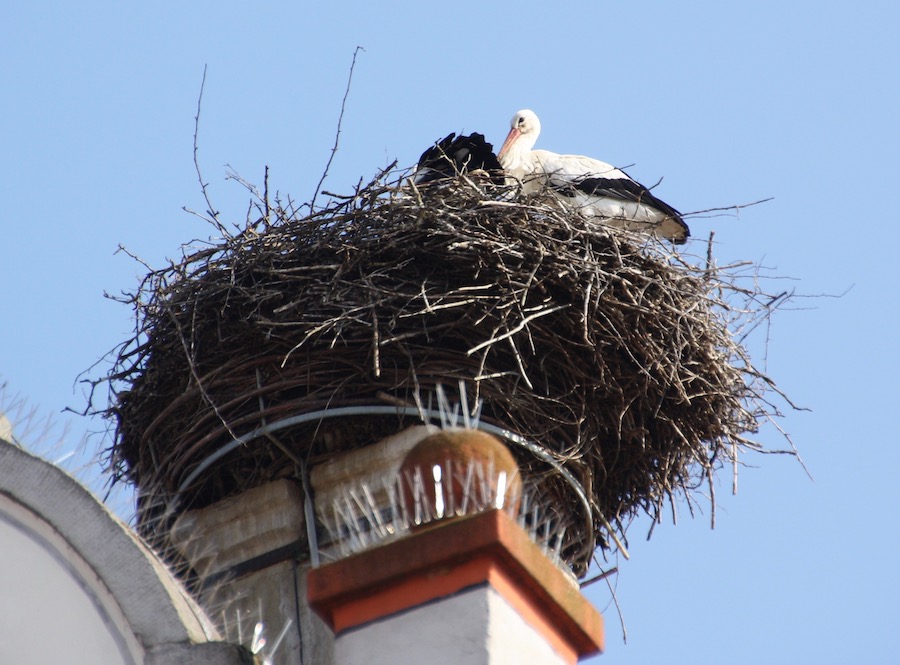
[498,109,541,166]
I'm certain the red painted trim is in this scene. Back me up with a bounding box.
[308,509,603,659]
[329,555,494,633]
[486,560,580,663]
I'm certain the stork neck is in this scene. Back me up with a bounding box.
[499,140,535,174]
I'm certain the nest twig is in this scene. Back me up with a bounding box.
[98,169,796,576]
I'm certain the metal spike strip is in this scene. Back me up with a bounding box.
[318,459,573,575]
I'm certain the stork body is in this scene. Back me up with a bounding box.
[498,109,689,243]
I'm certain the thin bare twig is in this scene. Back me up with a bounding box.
[580,565,619,587]
[188,64,229,236]
[606,573,628,644]
[310,46,364,211]
[684,197,774,219]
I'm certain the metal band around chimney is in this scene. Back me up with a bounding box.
[171,404,602,564]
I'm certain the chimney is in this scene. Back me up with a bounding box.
[307,429,604,665]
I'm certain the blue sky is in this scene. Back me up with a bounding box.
[2,2,898,663]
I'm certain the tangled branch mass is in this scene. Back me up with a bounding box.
[102,171,791,575]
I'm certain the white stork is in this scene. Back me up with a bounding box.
[497,109,689,243]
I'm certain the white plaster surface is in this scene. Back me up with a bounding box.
[334,583,566,665]
[0,502,135,664]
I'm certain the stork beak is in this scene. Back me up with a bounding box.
[497,127,521,160]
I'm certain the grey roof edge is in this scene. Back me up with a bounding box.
[0,441,224,651]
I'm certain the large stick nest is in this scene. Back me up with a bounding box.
[101,171,790,575]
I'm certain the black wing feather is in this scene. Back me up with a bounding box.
[552,174,690,243]
[415,132,504,184]
[567,176,683,220]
